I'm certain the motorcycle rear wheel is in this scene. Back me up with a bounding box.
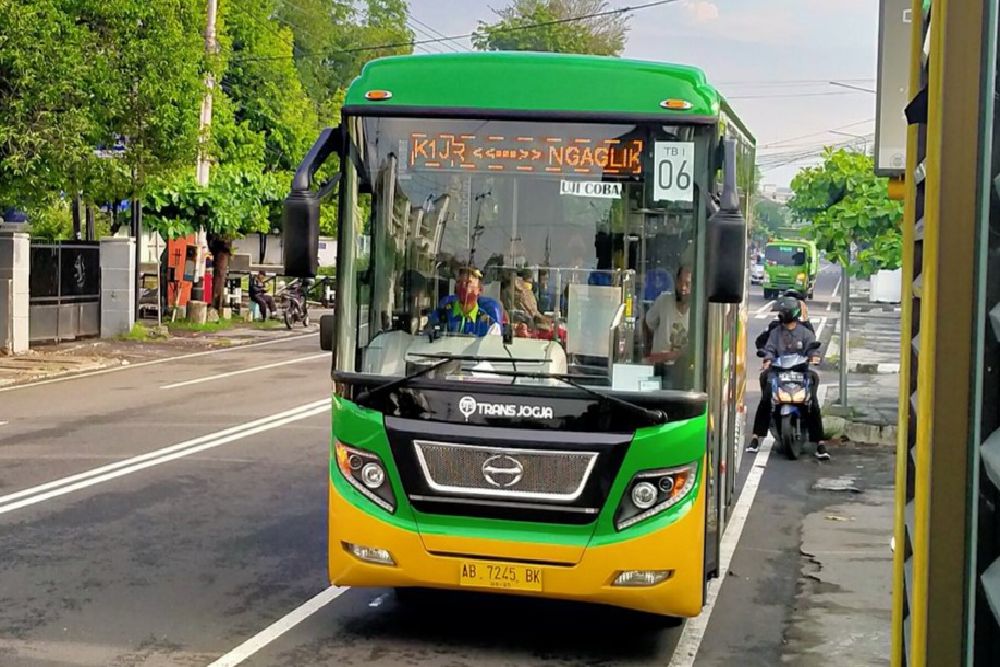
[780,414,799,460]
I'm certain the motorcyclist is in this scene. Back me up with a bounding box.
[746,295,829,460]
[753,290,813,350]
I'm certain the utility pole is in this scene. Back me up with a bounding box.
[191,0,218,302]
[839,262,849,406]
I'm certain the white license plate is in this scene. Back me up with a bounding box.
[779,372,804,382]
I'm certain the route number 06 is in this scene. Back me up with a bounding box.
[653,142,695,202]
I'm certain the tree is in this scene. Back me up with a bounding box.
[788,148,904,278]
[752,198,790,239]
[0,0,206,225]
[472,0,629,55]
[277,0,412,123]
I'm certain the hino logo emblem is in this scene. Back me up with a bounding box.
[482,454,525,488]
[456,395,555,422]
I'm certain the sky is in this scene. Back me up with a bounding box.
[404,0,880,188]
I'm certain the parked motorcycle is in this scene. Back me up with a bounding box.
[278,278,310,329]
[757,340,821,459]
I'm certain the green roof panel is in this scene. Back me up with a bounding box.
[343,51,722,119]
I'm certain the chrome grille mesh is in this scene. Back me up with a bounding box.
[412,440,598,502]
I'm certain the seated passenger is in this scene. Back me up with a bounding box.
[428,265,501,336]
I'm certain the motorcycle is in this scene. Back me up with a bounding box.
[756,340,821,459]
[278,278,310,329]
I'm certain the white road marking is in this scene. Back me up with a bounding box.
[753,300,775,317]
[207,586,349,667]
[829,274,842,302]
[0,421,7,427]
[160,353,328,389]
[668,434,776,667]
[814,316,828,340]
[0,332,320,394]
[0,399,328,516]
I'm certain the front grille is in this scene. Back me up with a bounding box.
[412,440,598,503]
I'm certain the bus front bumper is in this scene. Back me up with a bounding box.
[327,481,707,618]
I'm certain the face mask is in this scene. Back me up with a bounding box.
[456,281,477,308]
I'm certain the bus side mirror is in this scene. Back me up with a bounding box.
[319,314,336,352]
[707,137,746,304]
[283,191,320,278]
[283,127,342,278]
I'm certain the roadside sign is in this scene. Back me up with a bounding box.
[875,0,912,176]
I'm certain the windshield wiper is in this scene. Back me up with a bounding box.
[355,357,456,406]
[484,369,668,425]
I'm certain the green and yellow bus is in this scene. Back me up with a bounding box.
[282,52,755,618]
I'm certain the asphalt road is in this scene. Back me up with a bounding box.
[0,264,879,667]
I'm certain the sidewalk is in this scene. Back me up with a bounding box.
[0,311,326,388]
[820,279,902,445]
[783,442,894,665]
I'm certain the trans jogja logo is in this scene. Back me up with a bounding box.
[457,396,554,422]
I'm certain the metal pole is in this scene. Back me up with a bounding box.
[132,197,142,322]
[839,262,849,405]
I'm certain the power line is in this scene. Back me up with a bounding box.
[231,0,683,63]
[409,15,469,52]
[759,118,876,150]
[406,21,452,54]
[728,90,874,100]
[715,77,875,87]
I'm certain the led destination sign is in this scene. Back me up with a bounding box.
[407,132,644,177]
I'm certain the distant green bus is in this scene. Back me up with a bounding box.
[762,238,817,299]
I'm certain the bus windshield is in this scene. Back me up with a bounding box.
[346,116,710,392]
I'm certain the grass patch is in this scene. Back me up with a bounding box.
[120,323,149,341]
[167,318,236,333]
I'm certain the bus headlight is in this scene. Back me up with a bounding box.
[335,441,396,513]
[615,462,698,531]
[796,273,807,285]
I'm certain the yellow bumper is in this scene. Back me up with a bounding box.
[328,480,707,617]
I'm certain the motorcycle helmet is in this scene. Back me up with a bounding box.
[776,295,801,324]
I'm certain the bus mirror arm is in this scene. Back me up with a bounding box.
[706,137,747,304]
[283,126,342,278]
[291,126,342,192]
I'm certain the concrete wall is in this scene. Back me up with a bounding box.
[232,233,337,268]
[100,237,135,338]
[0,232,29,353]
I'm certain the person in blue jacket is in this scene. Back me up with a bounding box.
[428,265,502,336]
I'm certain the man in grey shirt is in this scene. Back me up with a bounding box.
[747,296,829,460]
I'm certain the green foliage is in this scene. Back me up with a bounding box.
[0,0,205,220]
[472,0,628,55]
[218,0,318,172]
[145,167,287,240]
[788,148,903,278]
[277,0,412,124]
[752,198,790,239]
[0,0,413,245]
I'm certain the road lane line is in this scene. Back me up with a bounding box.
[207,586,349,667]
[753,300,775,317]
[0,332,319,394]
[815,316,828,340]
[0,399,328,515]
[830,274,842,301]
[667,435,775,667]
[160,353,328,389]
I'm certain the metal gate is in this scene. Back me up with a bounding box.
[29,242,101,343]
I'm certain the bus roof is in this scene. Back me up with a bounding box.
[343,51,744,129]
